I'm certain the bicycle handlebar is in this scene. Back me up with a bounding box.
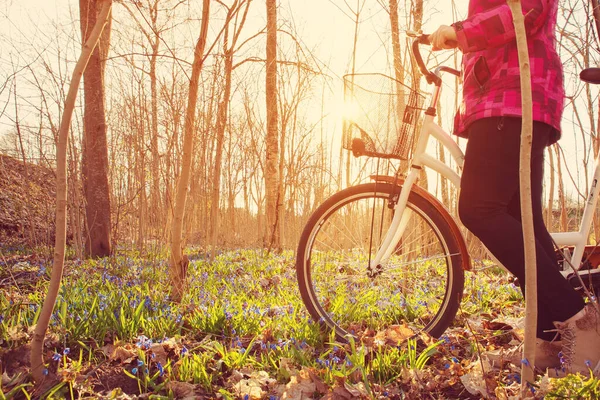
[412,35,461,86]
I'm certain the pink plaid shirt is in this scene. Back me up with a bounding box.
[452,0,564,142]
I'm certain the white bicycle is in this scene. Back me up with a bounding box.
[295,34,600,341]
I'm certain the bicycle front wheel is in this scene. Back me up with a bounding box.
[296,182,465,341]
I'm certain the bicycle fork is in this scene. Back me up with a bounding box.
[369,169,420,270]
[368,80,444,270]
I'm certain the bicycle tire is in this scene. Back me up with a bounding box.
[296,182,465,341]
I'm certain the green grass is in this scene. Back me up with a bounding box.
[0,249,594,398]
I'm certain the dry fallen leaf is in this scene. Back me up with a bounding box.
[307,368,329,394]
[234,379,265,400]
[166,381,196,398]
[150,342,170,365]
[373,324,414,346]
[103,345,137,363]
[279,357,299,379]
[344,381,369,397]
[231,369,276,399]
[7,325,28,342]
[281,368,316,400]
[459,358,494,398]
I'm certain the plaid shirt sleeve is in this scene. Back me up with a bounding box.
[452,0,552,54]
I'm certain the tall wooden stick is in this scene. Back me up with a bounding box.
[507,0,536,394]
[30,0,113,383]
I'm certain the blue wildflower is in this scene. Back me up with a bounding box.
[137,359,144,367]
[63,348,70,355]
[132,367,138,374]
[43,368,49,376]
[157,362,164,376]
[52,353,61,361]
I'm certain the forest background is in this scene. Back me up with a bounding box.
[0,0,597,257]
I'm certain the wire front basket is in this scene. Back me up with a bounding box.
[342,73,425,160]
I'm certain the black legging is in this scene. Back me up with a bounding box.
[458,117,585,340]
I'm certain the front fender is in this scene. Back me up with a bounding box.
[371,175,471,271]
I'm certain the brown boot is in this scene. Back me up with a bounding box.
[485,339,561,371]
[535,339,562,370]
[552,303,600,375]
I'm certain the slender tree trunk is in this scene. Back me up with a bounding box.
[437,109,450,207]
[209,52,233,259]
[589,0,600,243]
[80,0,113,258]
[209,0,252,255]
[265,0,280,250]
[546,146,555,229]
[13,80,28,178]
[170,0,210,302]
[30,0,112,382]
[150,31,161,238]
[508,0,537,393]
[389,0,408,173]
[345,1,362,188]
[555,145,568,231]
[590,0,600,39]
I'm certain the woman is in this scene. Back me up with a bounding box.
[430,0,600,374]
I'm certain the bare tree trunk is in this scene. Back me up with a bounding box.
[209,52,233,258]
[410,0,428,190]
[149,10,161,240]
[388,0,408,174]
[13,80,28,178]
[590,0,600,39]
[80,0,113,258]
[265,0,280,251]
[30,0,112,382]
[508,0,537,392]
[210,0,252,257]
[437,109,450,207]
[546,146,555,229]
[589,0,600,243]
[345,1,362,188]
[170,0,210,302]
[555,144,568,231]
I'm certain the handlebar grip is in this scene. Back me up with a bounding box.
[412,36,442,86]
[412,38,430,76]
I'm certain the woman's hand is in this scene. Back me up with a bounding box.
[430,25,458,51]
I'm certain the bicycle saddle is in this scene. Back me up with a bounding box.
[580,68,600,84]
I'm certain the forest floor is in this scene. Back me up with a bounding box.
[0,247,598,399]
[0,155,56,249]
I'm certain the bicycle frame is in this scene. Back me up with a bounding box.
[371,39,600,276]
